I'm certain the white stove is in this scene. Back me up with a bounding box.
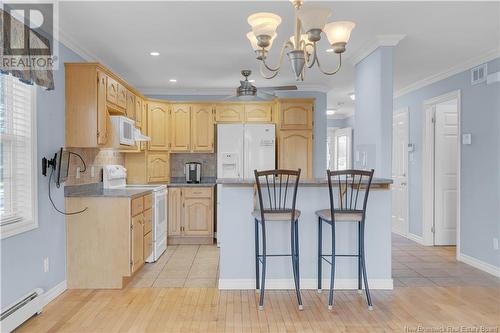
[103,165,167,262]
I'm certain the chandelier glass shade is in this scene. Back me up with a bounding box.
[246,0,355,80]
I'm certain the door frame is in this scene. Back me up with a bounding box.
[422,90,461,257]
[392,107,410,238]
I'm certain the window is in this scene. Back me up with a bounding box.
[327,127,352,171]
[0,74,38,239]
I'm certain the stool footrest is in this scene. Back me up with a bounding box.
[321,254,360,257]
[257,254,293,258]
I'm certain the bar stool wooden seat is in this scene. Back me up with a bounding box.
[316,169,375,310]
[253,169,303,311]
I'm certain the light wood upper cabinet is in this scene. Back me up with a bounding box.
[117,84,128,109]
[279,100,314,130]
[135,97,143,128]
[245,103,272,122]
[147,152,169,183]
[106,76,118,105]
[183,197,212,236]
[131,214,144,274]
[215,103,244,123]
[170,104,191,152]
[126,91,136,120]
[96,70,108,145]
[147,101,169,151]
[168,188,182,236]
[191,104,214,152]
[279,130,313,179]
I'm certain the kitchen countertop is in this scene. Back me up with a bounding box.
[216,177,393,185]
[65,183,153,198]
[168,177,216,188]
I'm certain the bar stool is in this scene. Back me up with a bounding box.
[253,169,303,311]
[316,169,375,310]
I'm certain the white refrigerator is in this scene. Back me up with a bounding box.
[217,124,276,179]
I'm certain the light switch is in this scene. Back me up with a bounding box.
[462,133,472,145]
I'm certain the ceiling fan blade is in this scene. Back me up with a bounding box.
[256,90,276,100]
[222,94,238,101]
[260,85,298,91]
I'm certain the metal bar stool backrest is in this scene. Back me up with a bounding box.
[254,169,301,222]
[326,169,375,222]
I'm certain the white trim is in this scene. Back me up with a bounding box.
[395,48,500,98]
[43,280,67,307]
[421,90,461,251]
[219,278,393,290]
[406,232,425,246]
[350,34,406,65]
[457,254,500,278]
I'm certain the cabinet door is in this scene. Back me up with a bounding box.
[147,152,169,183]
[245,103,272,122]
[183,197,212,236]
[147,101,169,150]
[96,70,108,145]
[279,101,313,129]
[106,76,118,105]
[126,91,136,120]
[117,84,128,109]
[143,231,152,262]
[191,104,214,152]
[215,103,244,123]
[135,97,143,128]
[168,188,182,236]
[171,104,191,151]
[279,130,313,179]
[131,214,144,273]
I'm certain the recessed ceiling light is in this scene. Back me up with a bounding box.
[248,79,255,83]
[348,93,355,101]
[326,48,334,53]
[169,79,177,83]
[326,109,336,115]
[150,51,160,56]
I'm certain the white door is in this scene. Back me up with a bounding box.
[244,124,276,179]
[434,100,458,245]
[332,127,352,170]
[391,110,409,236]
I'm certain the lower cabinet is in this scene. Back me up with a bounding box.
[131,213,144,274]
[168,187,214,244]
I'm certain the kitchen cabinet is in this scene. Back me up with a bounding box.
[244,103,272,122]
[135,97,143,128]
[278,99,314,130]
[148,101,169,151]
[279,129,313,179]
[66,192,152,289]
[106,76,118,105]
[215,103,244,122]
[170,104,191,151]
[167,187,214,244]
[96,70,108,145]
[124,151,170,184]
[191,104,214,152]
[117,84,128,109]
[143,231,152,262]
[126,91,136,120]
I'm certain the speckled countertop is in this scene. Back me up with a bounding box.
[65,183,153,198]
[168,177,216,188]
[216,177,393,185]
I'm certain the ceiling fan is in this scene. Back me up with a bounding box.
[224,70,297,101]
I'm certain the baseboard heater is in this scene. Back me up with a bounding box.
[0,288,44,333]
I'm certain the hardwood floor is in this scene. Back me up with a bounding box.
[14,235,500,332]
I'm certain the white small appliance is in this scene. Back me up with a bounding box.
[103,165,167,262]
[110,116,136,146]
[217,124,276,179]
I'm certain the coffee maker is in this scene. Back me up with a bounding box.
[184,162,201,183]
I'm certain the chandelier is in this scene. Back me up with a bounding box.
[246,0,355,80]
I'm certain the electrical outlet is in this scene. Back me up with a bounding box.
[91,166,95,178]
[493,238,499,250]
[76,167,81,179]
[43,257,49,273]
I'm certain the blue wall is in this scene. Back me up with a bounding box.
[394,57,500,268]
[149,91,328,178]
[1,44,84,307]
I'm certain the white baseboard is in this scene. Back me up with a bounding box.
[219,278,393,290]
[406,232,426,245]
[457,253,500,278]
[43,280,67,307]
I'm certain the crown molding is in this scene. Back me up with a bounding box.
[55,27,99,62]
[139,84,330,96]
[350,34,406,65]
[394,48,500,98]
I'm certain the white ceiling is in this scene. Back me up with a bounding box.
[59,1,500,116]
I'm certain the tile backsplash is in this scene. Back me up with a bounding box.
[66,148,124,185]
[170,153,216,178]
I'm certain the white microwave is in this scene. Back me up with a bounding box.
[110,116,135,146]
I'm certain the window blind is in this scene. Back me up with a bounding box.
[0,74,36,228]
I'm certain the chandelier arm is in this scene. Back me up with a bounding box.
[306,42,317,69]
[259,62,280,79]
[315,51,342,76]
[261,40,294,72]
